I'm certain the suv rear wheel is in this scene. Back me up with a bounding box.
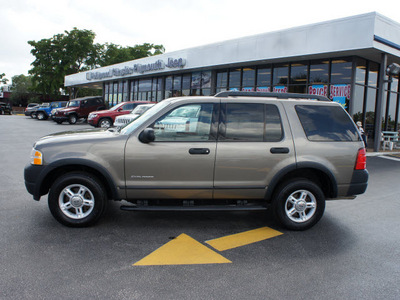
[48,172,107,227]
[272,179,325,231]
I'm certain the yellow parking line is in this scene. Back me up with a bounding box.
[206,227,283,251]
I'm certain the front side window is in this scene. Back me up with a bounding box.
[152,103,215,142]
[296,105,359,142]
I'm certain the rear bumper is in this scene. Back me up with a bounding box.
[347,169,369,196]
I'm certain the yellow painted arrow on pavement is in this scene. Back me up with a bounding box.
[133,233,232,266]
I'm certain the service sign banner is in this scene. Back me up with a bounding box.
[309,85,328,97]
[273,86,288,93]
[256,87,271,92]
[330,84,351,108]
[242,87,255,92]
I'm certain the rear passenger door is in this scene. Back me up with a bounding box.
[213,100,295,200]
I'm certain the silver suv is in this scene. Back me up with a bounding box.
[24,92,368,230]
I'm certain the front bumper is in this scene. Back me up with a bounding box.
[24,163,45,201]
[52,116,68,122]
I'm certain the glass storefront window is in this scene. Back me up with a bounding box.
[365,87,377,140]
[368,62,379,87]
[242,68,255,91]
[290,63,308,84]
[229,69,241,89]
[309,60,329,84]
[355,58,367,85]
[385,92,399,131]
[257,67,271,86]
[273,64,288,86]
[217,71,227,88]
[165,76,173,99]
[353,84,365,123]
[331,59,352,84]
[123,81,128,102]
[289,85,306,93]
[201,71,211,89]
[182,74,191,96]
[173,75,182,97]
[113,82,118,105]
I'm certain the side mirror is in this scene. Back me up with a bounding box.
[139,128,155,143]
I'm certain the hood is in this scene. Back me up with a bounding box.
[57,107,78,113]
[34,128,121,148]
[89,109,113,116]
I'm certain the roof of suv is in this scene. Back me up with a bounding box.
[214,91,331,102]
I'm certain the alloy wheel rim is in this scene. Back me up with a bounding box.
[58,184,95,219]
[285,189,317,223]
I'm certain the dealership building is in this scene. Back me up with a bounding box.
[65,12,400,151]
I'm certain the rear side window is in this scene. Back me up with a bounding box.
[220,103,283,142]
[295,105,359,142]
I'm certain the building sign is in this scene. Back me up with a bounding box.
[330,84,351,108]
[86,57,186,81]
[256,87,271,92]
[242,87,255,92]
[309,85,328,97]
[273,86,288,93]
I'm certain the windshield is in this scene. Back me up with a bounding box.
[131,104,154,115]
[109,102,125,111]
[120,102,170,135]
[67,100,80,107]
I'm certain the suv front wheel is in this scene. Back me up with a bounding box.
[48,172,107,227]
[272,179,325,231]
[68,114,78,124]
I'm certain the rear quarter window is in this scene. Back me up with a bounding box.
[295,105,359,142]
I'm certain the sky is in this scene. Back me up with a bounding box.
[1,0,400,85]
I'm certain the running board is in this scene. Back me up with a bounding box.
[120,205,268,212]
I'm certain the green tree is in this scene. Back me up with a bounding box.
[28,28,165,99]
[99,43,165,66]
[9,74,38,106]
[0,73,9,85]
[28,28,101,99]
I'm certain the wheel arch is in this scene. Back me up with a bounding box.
[37,159,121,201]
[265,162,338,202]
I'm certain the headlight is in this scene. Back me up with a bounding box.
[88,114,97,119]
[30,149,43,165]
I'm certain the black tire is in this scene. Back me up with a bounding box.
[37,111,47,120]
[30,112,36,119]
[68,114,77,124]
[98,118,112,128]
[272,179,325,231]
[48,172,107,227]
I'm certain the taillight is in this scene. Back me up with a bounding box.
[355,148,366,170]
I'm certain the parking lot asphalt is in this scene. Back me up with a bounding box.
[1,115,400,300]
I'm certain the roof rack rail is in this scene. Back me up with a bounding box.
[214,91,331,102]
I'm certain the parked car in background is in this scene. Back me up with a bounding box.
[0,102,12,115]
[52,96,106,124]
[88,101,155,128]
[31,101,68,120]
[24,103,40,117]
[114,104,155,129]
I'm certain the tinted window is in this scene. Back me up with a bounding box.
[296,105,359,142]
[222,104,283,142]
[152,103,215,142]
